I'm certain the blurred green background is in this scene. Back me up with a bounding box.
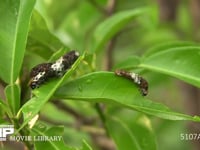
[30,0,200,150]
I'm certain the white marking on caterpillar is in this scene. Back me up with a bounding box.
[29,50,80,89]
[51,57,64,72]
[32,71,45,82]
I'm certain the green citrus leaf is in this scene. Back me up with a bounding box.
[55,72,200,122]
[0,0,35,83]
[92,8,148,52]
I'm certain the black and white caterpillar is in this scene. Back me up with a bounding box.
[115,70,148,96]
[29,50,80,89]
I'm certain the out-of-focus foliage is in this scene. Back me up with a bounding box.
[0,0,199,150]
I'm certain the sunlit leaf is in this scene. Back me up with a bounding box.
[0,0,35,83]
[27,10,67,60]
[141,42,200,88]
[5,84,21,115]
[55,72,200,121]
[92,8,148,52]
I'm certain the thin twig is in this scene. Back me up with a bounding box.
[39,114,73,127]
[52,100,82,119]
[40,114,105,134]
[104,0,117,70]
[51,100,95,125]
[105,36,117,70]
[106,0,116,16]
[87,0,107,15]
